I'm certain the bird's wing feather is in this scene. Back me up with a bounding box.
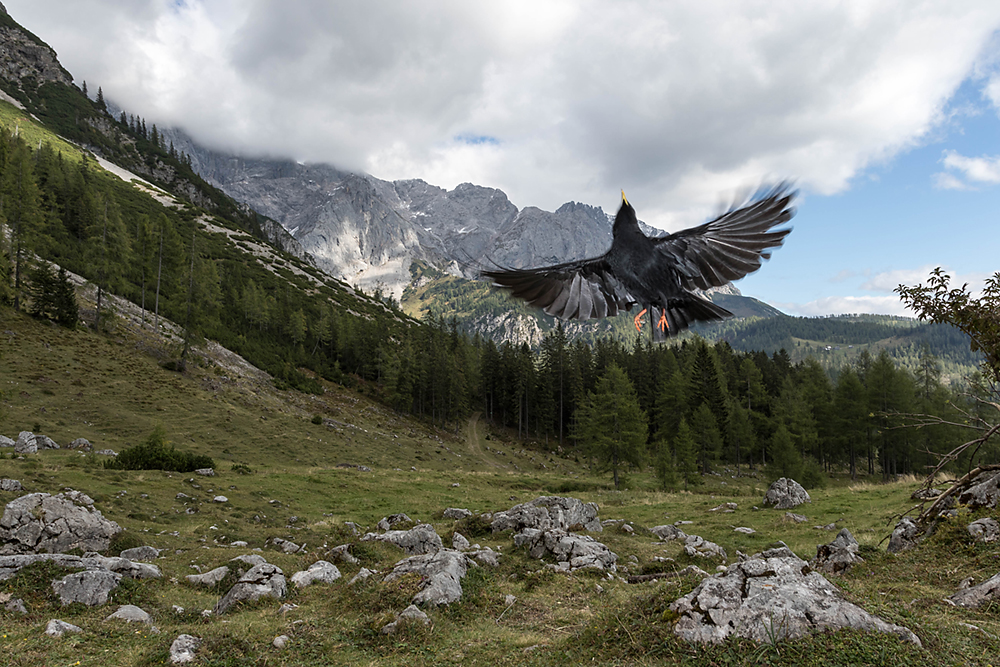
[482,257,632,320]
[652,183,794,291]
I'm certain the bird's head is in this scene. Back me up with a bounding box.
[614,190,640,235]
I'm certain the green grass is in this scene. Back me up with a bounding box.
[2,307,1000,665]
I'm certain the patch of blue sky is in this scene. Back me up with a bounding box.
[454,133,500,146]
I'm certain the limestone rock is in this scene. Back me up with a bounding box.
[0,553,160,583]
[195,468,215,476]
[52,569,122,606]
[514,528,617,572]
[958,471,1000,509]
[5,596,27,614]
[683,535,727,561]
[670,548,920,646]
[348,567,376,585]
[377,513,412,531]
[491,496,602,533]
[443,508,472,520]
[468,547,500,568]
[67,438,92,450]
[887,517,920,554]
[214,563,287,614]
[271,537,303,553]
[911,487,943,500]
[362,523,442,555]
[120,546,160,561]
[811,528,865,575]
[0,491,121,555]
[452,532,470,550]
[273,634,290,649]
[784,512,808,523]
[169,634,201,664]
[45,619,83,637]
[949,572,1000,608]
[0,435,14,448]
[290,560,341,588]
[968,518,1000,543]
[0,479,23,492]
[231,554,267,568]
[15,432,37,455]
[384,548,470,605]
[382,604,432,634]
[709,502,738,512]
[734,527,756,535]
[35,435,59,450]
[650,524,687,541]
[763,478,811,510]
[326,543,359,565]
[186,566,230,587]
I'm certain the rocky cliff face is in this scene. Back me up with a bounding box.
[0,7,74,92]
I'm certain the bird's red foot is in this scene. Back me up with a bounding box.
[657,311,669,332]
[633,308,647,332]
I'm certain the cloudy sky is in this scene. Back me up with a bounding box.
[7,0,1000,316]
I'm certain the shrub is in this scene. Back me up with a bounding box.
[105,425,214,472]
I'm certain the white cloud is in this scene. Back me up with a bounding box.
[776,295,914,317]
[940,150,1000,186]
[933,171,975,190]
[6,0,1000,226]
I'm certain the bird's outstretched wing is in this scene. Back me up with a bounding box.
[653,183,794,291]
[482,257,632,320]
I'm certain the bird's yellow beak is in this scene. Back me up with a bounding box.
[621,190,629,206]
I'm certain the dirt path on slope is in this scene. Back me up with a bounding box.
[465,412,505,469]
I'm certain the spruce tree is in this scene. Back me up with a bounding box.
[2,138,42,311]
[673,418,701,489]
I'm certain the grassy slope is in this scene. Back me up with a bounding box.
[2,309,999,666]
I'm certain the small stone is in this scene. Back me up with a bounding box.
[195,468,215,476]
[105,604,153,624]
[273,634,290,649]
[45,619,83,637]
[169,634,201,664]
[213,495,228,503]
[734,527,756,535]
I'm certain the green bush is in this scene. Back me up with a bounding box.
[104,426,214,472]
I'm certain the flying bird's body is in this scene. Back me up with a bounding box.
[482,184,794,339]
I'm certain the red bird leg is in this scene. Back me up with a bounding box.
[657,311,669,333]
[633,308,648,332]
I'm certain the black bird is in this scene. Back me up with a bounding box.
[482,184,794,338]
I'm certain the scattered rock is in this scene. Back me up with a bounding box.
[384,549,470,605]
[169,634,201,664]
[348,568,376,585]
[887,517,920,554]
[670,547,920,646]
[120,546,160,561]
[278,603,299,615]
[290,560,341,588]
[15,431,37,455]
[52,569,122,606]
[45,619,83,637]
[811,528,865,575]
[783,512,808,523]
[734,527,756,535]
[95,449,118,457]
[911,487,943,500]
[468,547,500,568]
[213,495,228,503]
[967,518,1000,544]
[272,635,290,649]
[231,554,267,568]
[271,538,304,554]
[68,438,92,450]
[763,478,811,510]
[958,471,1000,509]
[214,563,287,614]
[443,508,472,520]
[5,596,27,614]
[949,572,1000,608]
[709,502,738,512]
[0,479,23,492]
[452,532,470,551]
[195,468,215,476]
[382,604,432,634]
[106,604,153,624]
[362,523,442,555]
[0,553,160,582]
[683,535,727,561]
[514,528,617,572]
[35,435,59,450]
[0,490,121,555]
[650,524,687,541]
[326,544,359,565]
[491,496,602,533]
[0,436,14,448]
[186,566,230,587]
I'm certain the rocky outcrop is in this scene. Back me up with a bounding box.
[14,431,36,454]
[0,479,22,492]
[811,528,865,575]
[492,496,602,533]
[887,517,920,554]
[290,560,341,588]
[683,534,727,561]
[670,547,920,646]
[384,549,472,605]
[214,563,287,614]
[381,604,431,634]
[514,528,617,572]
[169,634,202,664]
[0,491,121,555]
[362,523,442,555]
[650,524,688,541]
[52,570,122,606]
[186,566,229,587]
[0,553,161,582]
[45,619,83,637]
[958,471,1000,509]
[968,518,1000,543]
[763,478,811,510]
[949,572,1000,608]
[443,508,472,520]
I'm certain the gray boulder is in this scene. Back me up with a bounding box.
[52,569,122,606]
[887,517,920,554]
[763,478,811,510]
[106,604,153,624]
[683,534,727,561]
[169,634,202,664]
[650,524,687,541]
[0,490,121,555]
[452,532,470,550]
[195,468,215,476]
[45,619,83,637]
[67,438,92,450]
[811,528,865,575]
[271,537,303,553]
[0,436,14,448]
[958,471,1000,509]
[784,512,808,523]
[5,596,27,614]
[491,496,602,533]
[384,548,471,605]
[230,554,267,568]
[120,546,160,561]
[377,513,413,531]
[214,563,287,614]
[35,435,59,450]
[967,518,1000,543]
[670,547,920,646]
[362,523,442,555]
[949,572,1000,608]
[15,431,37,455]
[186,566,230,587]
[290,560,341,588]
[0,479,23,492]
[443,508,472,520]
[0,553,160,582]
[326,543,359,565]
[514,528,617,572]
